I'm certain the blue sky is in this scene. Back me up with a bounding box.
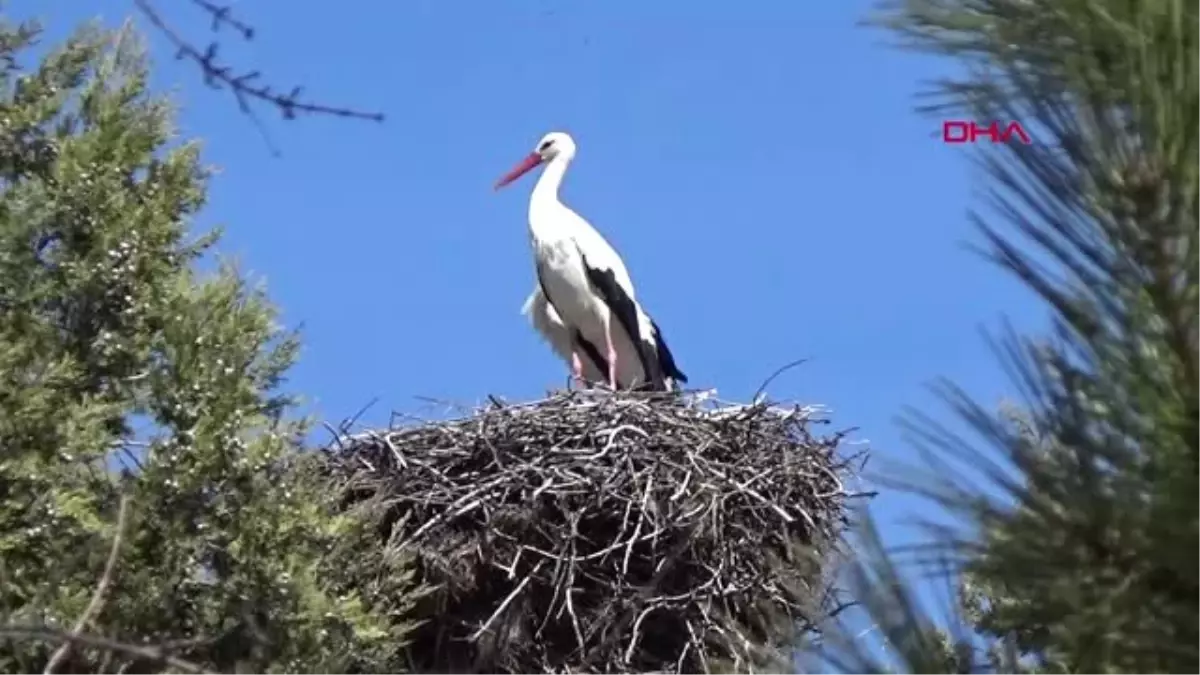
[38,0,1046,659]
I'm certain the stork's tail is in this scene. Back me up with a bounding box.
[649,318,687,387]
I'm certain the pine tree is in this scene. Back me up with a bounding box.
[0,20,415,673]
[820,0,1197,671]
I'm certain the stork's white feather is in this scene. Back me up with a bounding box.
[683,388,719,406]
[521,286,605,383]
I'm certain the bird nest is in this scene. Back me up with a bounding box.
[320,390,863,674]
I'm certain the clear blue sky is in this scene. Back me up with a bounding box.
[40,0,1045,655]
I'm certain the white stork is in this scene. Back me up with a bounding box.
[495,131,688,392]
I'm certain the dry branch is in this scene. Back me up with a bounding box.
[132,0,383,154]
[134,0,383,121]
[321,390,867,673]
[1,626,211,675]
[43,495,130,675]
[4,497,209,674]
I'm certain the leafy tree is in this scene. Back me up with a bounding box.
[821,0,1197,671]
[0,19,415,673]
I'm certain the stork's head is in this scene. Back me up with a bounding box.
[533,131,576,161]
[494,131,576,190]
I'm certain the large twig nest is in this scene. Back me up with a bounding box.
[321,390,863,674]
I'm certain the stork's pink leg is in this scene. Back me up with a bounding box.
[605,318,619,389]
[571,350,586,387]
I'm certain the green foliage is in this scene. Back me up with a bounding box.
[0,19,416,673]
[825,0,1197,671]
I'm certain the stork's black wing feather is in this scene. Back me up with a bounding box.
[650,318,688,384]
[576,248,667,391]
[573,328,609,379]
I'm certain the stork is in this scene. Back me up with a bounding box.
[496,131,688,392]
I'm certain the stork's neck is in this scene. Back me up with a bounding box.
[530,154,570,214]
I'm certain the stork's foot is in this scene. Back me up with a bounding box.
[569,376,611,397]
[567,352,591,391]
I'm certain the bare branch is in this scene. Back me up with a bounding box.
[44,495,131,675]
[3,625,211,675]
[188,0,253,39]
[132,0,384,126]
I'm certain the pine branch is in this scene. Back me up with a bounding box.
[852,0,1199,671]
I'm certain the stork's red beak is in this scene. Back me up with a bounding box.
[494,152,543,190]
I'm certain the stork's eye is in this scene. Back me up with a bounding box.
[539,140,554,151]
